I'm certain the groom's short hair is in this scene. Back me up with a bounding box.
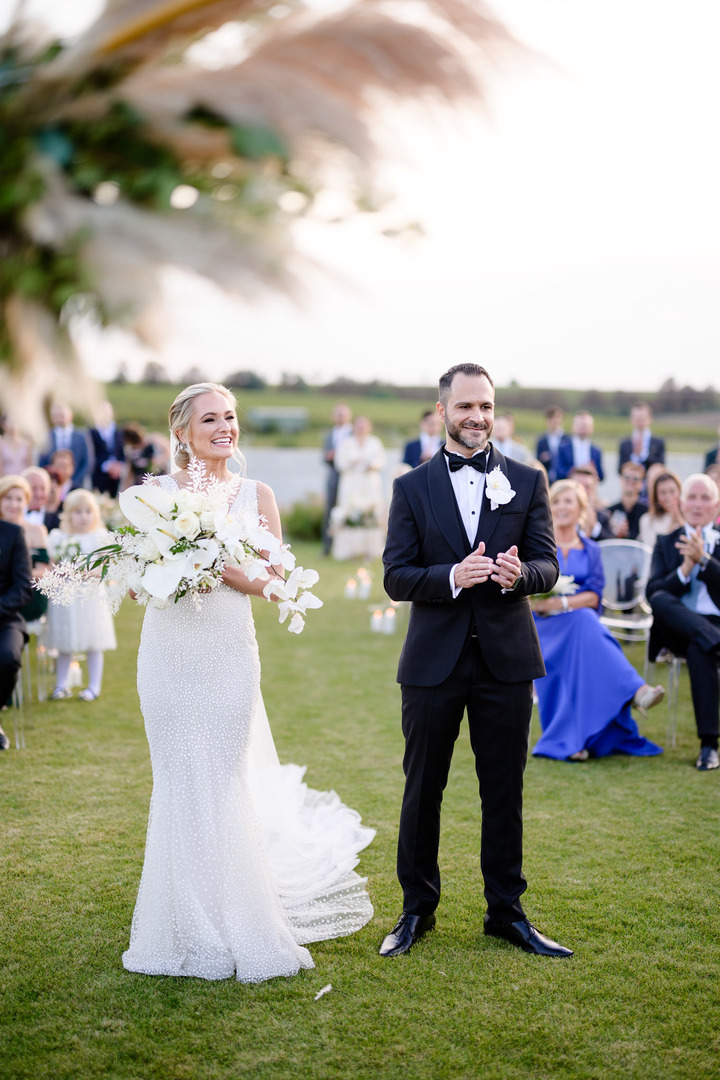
[438,364,494,405]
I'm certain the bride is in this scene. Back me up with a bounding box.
[122,383,374,983]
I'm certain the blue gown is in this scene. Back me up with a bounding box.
[532,537,663,760]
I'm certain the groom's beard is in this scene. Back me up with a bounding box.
[445,417,493,453]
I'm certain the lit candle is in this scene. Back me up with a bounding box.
[345,578,358,598]
[383,607,397,634]
[358,578,372,599]
[371,609,384,632]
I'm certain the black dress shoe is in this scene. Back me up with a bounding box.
[484,916,573,957]
[696,747,720,771]
[379,912,436,957]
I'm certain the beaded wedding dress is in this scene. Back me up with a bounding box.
[122,476,374,983]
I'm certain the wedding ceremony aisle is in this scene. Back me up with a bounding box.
[1,544,717,1080]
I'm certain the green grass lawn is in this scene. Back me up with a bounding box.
[2,546,719,1080]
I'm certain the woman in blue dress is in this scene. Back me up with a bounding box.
[530,479,664,761]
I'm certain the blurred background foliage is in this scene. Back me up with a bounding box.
[0,0,511,430]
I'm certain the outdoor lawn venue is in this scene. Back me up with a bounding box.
[1,0,720,1078]
[3,553,719,1080]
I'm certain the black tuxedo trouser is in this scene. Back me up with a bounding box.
[650,591,720,738]
[0,625,25,706]
[398,633,532,922]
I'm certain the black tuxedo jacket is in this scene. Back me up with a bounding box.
[383,447,558,687]
[618,435,665,472]
[647,527,720,609]
[0,520,33,632]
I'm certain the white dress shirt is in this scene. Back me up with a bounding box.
[677,525,720,616]
[571,436,592,467]
[446,448,488,597]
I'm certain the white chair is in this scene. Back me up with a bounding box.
[597,539,654,645]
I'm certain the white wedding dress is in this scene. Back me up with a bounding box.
[122,476,374,983]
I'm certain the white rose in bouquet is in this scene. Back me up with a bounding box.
[174,510,202,541]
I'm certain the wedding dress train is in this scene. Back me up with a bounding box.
[122,477,374,983]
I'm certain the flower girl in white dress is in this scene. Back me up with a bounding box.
[122,384,374,984]
[46,489,117,702]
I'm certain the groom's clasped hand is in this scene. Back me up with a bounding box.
[453,542,522,591]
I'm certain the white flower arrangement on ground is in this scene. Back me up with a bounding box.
[37,461,322,634]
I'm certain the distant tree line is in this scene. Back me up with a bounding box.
[121,366,718,415]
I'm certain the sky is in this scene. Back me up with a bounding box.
[5,0,720,391]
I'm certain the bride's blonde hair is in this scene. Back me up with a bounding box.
[168,382,246,473]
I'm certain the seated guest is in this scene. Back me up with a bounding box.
[0,511,33,749]
[647,474,720,771]
[607,461,648,539]
[638,469,683,549]
[618,401,665,473]
[403,411,444,469]
[42,469,63,533]
[22,467,53,529]
[531,480,664,761]
[0,475,49,622]
[556,411,604,481]
[705,426,720,470]
[569,463,612,540]
[536,405,568,484]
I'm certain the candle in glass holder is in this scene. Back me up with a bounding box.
[345,578,358,599]
[370,609,384,632]
[383,607,397,634]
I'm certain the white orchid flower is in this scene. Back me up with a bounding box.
[485,466,516,511]
[119,484,175,529]
[287,613,305,634]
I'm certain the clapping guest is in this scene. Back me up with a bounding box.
[647,474,720,770]
[638,470,683,549]
[531,480,664,761]
[0,475,50,623]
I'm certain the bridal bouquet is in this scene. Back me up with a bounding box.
[37,462,322,634]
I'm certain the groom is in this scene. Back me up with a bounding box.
[380,363,572,958]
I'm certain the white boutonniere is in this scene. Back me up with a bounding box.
[485,466,516,511]
[706,527,720,548]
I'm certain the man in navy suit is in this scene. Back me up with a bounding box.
[0,519,33,750]
[321,403,352,555]
[555,411,603,481]
[647,473,720,771]
[89,401,125,496]
[403,410,444,469]
[39,403,91,491]
[618,401,665,473]
[379,363,571,959]
[536,405,568,484]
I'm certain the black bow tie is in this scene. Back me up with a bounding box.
[444,449,487,473]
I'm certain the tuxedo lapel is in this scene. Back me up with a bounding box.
[427,450,469,561]
[473,444,507,550]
